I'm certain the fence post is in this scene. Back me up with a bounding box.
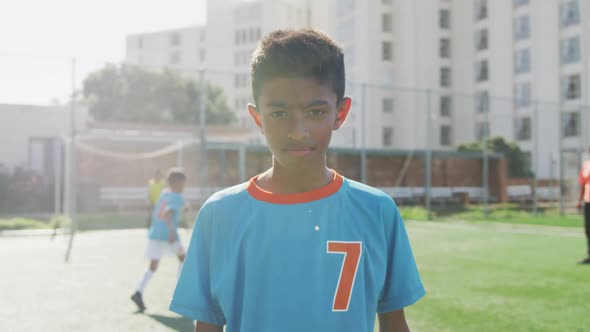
[239,144,246,183]
[54,138,62,217]
[482,105,489,218]
[425,89,432,220]
[219,146,226,186]
[532,102,539,215]
[176,141,184,167]
[199,68,208,188]
[65,57,77,263]
[559,106,565,215]
[360,82,367,184]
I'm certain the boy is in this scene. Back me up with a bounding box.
[131,168,187,311]
[576,145,590,264]
[170,29,425,331]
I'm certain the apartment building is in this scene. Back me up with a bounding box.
[125,0,590,177]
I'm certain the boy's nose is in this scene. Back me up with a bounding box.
[287,116,309,141]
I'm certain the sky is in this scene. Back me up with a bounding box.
[0,0,206,105]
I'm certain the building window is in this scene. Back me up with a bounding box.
[382,41,393,61]
[514,82,531,108]
[200,49,206,62]
[475,91,489,113]
[514,16,530,41]
[382,71,394,87]
[440,96,452,117]
[561,36,581,64]
[200,30,206,42]
[440,38,451,58]
[513,0,529,8]
[475,122,489,141]
[256,28,261,40]
[235,74,249,88]
[169,52,181,65]
[515,117,532,141]
[382,0,392,4]
[344,46,356,68]
[248,28,255,43]
[382,98,394,113]
[440,125,452,146]
[382,127,393,146]
[562,74,581,100]
[439,9,451,29]
[514,49,530,74]
[137,37,143,49]
[475,60,489,82]
[561,0,580,28]
[474,0,487,21]
[337,0,354,15]
[562,112,580,137]
[440,67,451,87]
[171,33,181,46]
[337,18,355,41]
[475,29,488,51]
[382,13,393,33]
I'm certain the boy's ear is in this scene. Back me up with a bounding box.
[248,103,264,133]
[334,97,352,130]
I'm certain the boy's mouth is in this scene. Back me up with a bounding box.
[284,146,314,156]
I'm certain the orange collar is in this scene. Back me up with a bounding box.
[246,171,344,204]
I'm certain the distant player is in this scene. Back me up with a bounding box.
[170,29,425,331]
[147,169,165,229]
[576,145,590,265]
[131,168,187,311]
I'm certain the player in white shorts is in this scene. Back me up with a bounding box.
[131,168,187,311]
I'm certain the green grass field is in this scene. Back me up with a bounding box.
[1,203,584,232]
[1,220,588,332]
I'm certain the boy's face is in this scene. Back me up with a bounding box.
[170,180,185,193]
[248,77,351,170]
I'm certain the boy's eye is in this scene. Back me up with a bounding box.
[269,110,287,118]
[308,108,327,116]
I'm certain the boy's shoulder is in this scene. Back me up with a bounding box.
[158,188,182,200]
[202,182,250,207]
[344,177,395,204]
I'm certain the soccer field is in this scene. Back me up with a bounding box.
[1,220,588,332]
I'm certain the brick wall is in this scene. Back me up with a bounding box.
[76,142,507,200]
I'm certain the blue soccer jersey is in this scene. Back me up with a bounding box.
[170,172,425,331]
[148,189,184,241]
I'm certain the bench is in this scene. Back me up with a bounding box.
[379,186,485,205]
[99,187,147,208]
[452,187,484,203]
[507,185,532,202]
[535,186,560,201]
[377,187,414,204]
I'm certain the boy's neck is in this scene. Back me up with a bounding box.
[257,162,334,195]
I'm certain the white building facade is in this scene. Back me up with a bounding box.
[125,0,590,177]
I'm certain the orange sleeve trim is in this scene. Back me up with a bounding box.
[246,171,344,204]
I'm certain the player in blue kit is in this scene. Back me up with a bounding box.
[170,29,425,332]
[131,168,187,312]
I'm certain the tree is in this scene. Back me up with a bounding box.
[82,64,236,125]
[457,136,533,178]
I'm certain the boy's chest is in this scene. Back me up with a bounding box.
[210,206,388,317]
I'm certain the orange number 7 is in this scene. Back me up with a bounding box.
[327,241,362,312]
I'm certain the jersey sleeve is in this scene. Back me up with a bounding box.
[165,195,183,215]
[377,200,425,313]
[169,203,226,325]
